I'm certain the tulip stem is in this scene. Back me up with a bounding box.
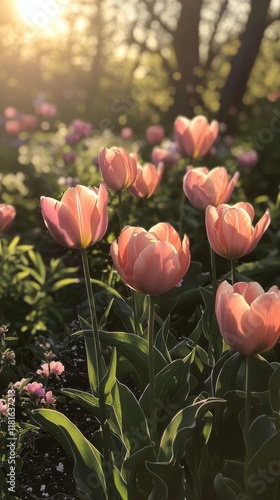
[117,190,124,230]
[231,259,237,285]
[80,249,112,475]
[178,188,186,237]
[210,246,217,296]
[244,355,252,491]
[147,294,158,449]
[131,289,143,336]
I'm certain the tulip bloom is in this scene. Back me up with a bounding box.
[111,223,191,295]
[98,147,137,191]
[129,162,164,199]
[146,125,165,144]
[183,166,239,210]
[40,184,108,249]
[174,115,219,159]
[216,281,280,355]
[205,202,271,260]
[0,204,16,233]
[37,361,65,377]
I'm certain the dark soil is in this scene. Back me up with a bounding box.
[19,335,98,500]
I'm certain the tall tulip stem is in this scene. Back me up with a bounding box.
[147,294,158,448]
[210,246,217,296]
[244,354,252,490]
[81,248,103,387]
[117,190,124,230]
[231,259,237,285]
[178,189,186,237]
[80,249,112,476]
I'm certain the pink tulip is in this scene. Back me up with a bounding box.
[129,162,164,198]
[19,114,38,131]
[174,115,219,159]
[4,107,17,119]
[37,361,65,377]
[23,382,45,398]
[205,202,271,260]
[146,125,165,144]
[98,147,137,191]
[151,143,181,168]
[0,204,16,233]
[5,119,21,135]
[110,223,191,295]
[183,166,240,210]
[236,150,259,168]
[40,184,108,249]
[62,151,77,165]
[72,119,92,138]
[216,281,280,355]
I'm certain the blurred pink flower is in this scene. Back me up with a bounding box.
[5,119,21,135]
[121,127,134,140]
[151,142,181,168]
[13,378,29,389]
[146,125,165,144]
[37,361,65,377]
[19,114,38,131]
[4,107,17,119]
[23,382,45,398]
[0,203,16,233]
[129,162,164,198]
[36,102,57,117]
[62,151,77,165]
[72,119,92,138]
[236,150,259,168]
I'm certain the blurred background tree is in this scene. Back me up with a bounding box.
[0,0,279,132]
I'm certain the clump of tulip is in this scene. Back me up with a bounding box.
[205,202,271,260]
[215,281,280,355]
[174,115,219,159]
[183,166,240,210]
[110,222,191,295]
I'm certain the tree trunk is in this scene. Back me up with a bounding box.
[218,0,272,122]
[170,0,204,119]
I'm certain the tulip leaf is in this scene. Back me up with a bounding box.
[269,363,280,424]
[214,473,246,500]
[98,330,167,386]
[91,278,134,331]
[154,315,173,362]
[50,277,79,291]
[61,388,101,420]
[139,351,195,428]
[248,415,277,462]
[145,398,226,496]
[247,428,280,498]
[32,408,109,500]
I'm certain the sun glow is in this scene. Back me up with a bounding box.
[15,0,68,36]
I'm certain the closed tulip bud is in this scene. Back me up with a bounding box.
[216,281,280,355]
[40,184,108,249]
[0,204,16,233]
[98,147,137,191]
[174,115,219,159]
[110,222,191,295]
[183,166,239,210]
[205,202,271,260]
[146,125,165,144]
[129,162,164,198]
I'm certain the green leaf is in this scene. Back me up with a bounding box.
[154,316,172,363]
[32,409,108,500]
[269,363,280,424]
[91,278,134,331]
[248,415,277,462]
[214,473,247,500]
[51,277,79,291]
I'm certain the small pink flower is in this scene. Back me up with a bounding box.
[23,382,45,398]
[0,399,8,418]
[236,150,259,168]
[13,378,29,389]
[37,361,65,377]
[62,151,77,165]
[36,102,57,117]
[121,127,133,140]
[41,391,56,405]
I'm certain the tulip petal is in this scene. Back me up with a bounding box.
[41,197,81,247]
[248,209,271,253]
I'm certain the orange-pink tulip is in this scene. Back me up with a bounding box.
[174,115,219,159]
[40,184,108,249]
[110,223,191,295]
[216,280,280,355]
[0,204,16,233]
[205,202,271,260]
[98,147,137,191]
[183,166,239,210]
[129,162,164,199]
